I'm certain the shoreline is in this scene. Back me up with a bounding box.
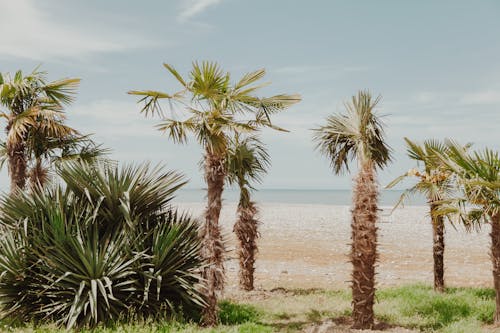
[174,203,492,290]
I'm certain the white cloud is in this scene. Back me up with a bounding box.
[69,100,162,139]
[178,0,223,22]
[0,0,150,60]
[460,90,500,105]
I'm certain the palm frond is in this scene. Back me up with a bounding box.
[313,90,391,174]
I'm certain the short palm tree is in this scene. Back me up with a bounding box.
[25,133,108,189]
[437,143,500,324]
[226,134,270,291]
[0,68,80,192]
[313,90,392,329]
[387,138,458,292]
[129,61,300,325]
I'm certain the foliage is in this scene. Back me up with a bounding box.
[386,138,459,207]
[312,90,392,173]
[226,134,270,204]
[434,141,500,227]
[376,284,495,330]
[218,301,261,325]
[0,68,105,189]
[128,61,300,155]
[0,162,204,329]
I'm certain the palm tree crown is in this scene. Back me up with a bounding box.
[313,90,391,173]
[129,62,300,154]
[0,68,81,191]
[387,138,458,205]
[226,134,270,204]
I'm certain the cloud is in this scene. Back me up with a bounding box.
[0,0,150,60]
[178,0,223,22]
[460,90,500,105]
[69,100,162,139]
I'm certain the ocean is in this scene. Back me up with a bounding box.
[176,189,426,206]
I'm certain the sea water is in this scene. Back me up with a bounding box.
[176,189,426,206]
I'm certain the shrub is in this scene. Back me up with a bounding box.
[0,162,204,329]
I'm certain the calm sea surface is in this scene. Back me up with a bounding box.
[176,189,426,206]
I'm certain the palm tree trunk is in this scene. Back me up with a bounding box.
[351,164,378,329]
[490,213,500,325]
[430,202,445,292]
[234,200,259,291]
[200,150,226,326]
[6,139,27,193]
[30,157,47,189]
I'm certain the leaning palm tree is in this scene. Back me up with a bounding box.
[386,138,458,292]
[0,68,80,192]
[437,143,500,324]
[226,134,270,291]
[313,90,391,329]
[129,61,300,325]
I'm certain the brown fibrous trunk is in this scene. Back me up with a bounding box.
[29,158,49,190]
[490,213,500,325]
[234,201,259,291]
[430,203,445,292]
[6,139,27,193]
[350,164,378,329]
[200,151,226,326]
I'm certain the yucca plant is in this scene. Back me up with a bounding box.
[0,162,203,328]
[313,90,392,329]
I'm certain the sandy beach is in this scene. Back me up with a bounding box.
[176,203,492,291]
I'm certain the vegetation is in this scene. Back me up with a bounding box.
[226,135,270,291]
[0,285,496,332]
[0,68,90,192]
[313,90,392,329]
[129,61,300,325]
[436,142,500,325]
[0,162,204,329]
[387,138,460,292]
[1,63,499,332]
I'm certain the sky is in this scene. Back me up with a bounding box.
[1,0,499,190]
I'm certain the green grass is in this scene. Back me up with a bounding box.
[0,285,499,332]
[376,284,496,331]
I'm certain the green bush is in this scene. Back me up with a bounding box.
[218,301,260,325]
[0,162,204,329]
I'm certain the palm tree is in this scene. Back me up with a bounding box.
[312,90,391,329]
[129,61,300,325]
[0,68,80,192]
[226,134,270,291]
[24,133,108,189]
[437,143,500,324]
[386,138,458,292]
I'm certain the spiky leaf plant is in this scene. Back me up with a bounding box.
[0,162,203,329]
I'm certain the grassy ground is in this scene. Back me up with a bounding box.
[1,284,499,332]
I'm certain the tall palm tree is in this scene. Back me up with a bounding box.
[226,134,270,291]
[0,68,80,192]
[386,138,458,292]
[313,90,391,329]
[129,61,300,325]
[437,143,500,324]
